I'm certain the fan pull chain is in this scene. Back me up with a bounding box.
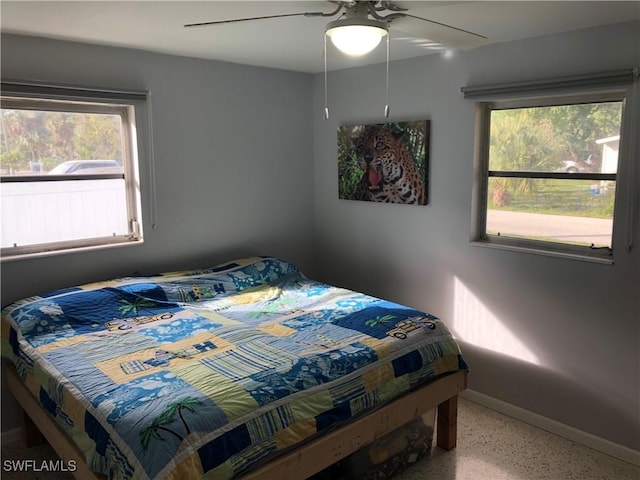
[324,33,329,120]
[625,67,639,251]
[384,30,390,118]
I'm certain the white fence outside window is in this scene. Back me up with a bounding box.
[1,179,128,249]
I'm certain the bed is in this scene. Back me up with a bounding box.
[1,256,468,480]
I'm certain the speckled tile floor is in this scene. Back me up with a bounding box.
[396,398,640,480]
[1,398,638,479]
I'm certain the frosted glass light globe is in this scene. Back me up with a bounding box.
[326,22,387,56]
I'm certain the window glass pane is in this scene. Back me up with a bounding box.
[489,102,623,173]
[486,178,615,247]
[1,109,123,176]
[1,179,128,248]
[0,101,135,254]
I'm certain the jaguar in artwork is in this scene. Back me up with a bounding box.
[347,123,427,205]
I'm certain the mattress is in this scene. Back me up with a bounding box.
[1,256,468,480]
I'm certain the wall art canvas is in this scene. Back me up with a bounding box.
[337,120,430,205]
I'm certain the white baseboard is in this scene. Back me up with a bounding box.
[460,389,640,467]
[1,427,23,445]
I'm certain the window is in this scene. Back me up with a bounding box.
[1,82,148,260]
[465,70,637,263]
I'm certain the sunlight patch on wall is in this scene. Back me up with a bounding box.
[453,277,540,366]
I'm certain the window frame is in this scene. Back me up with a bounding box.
[467,77,636,264]
[0,81,148,261]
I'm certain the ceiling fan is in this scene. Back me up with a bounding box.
[184,1,487,56]
[184,1,487,119]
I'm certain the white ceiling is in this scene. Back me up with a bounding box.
[2,1,639,73]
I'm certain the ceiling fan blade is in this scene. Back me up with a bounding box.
[391,13,487,50]
[185,13,314,28]
[184,4,344,28]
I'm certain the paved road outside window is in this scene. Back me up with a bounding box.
[487,210,613,247]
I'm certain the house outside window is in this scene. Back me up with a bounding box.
[0,82,148,260]
[465,70,637,263]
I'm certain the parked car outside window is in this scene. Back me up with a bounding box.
[556,155,596,173]
[48,160,123,174]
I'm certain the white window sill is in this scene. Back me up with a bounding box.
[1,238,144,263]
[470,239,614,265]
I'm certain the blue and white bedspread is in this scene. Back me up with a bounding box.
[1,256,468,480]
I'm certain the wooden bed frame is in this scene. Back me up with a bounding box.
[6,365,467,480]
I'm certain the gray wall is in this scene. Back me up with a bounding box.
[312,20,640,450]
[0,34,315,432]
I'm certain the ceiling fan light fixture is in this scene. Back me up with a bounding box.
[326,18,388,56]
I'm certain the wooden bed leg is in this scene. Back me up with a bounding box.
[19,406,45,447]
[436,395,458,451]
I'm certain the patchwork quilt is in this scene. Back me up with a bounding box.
[1,256,467,480]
